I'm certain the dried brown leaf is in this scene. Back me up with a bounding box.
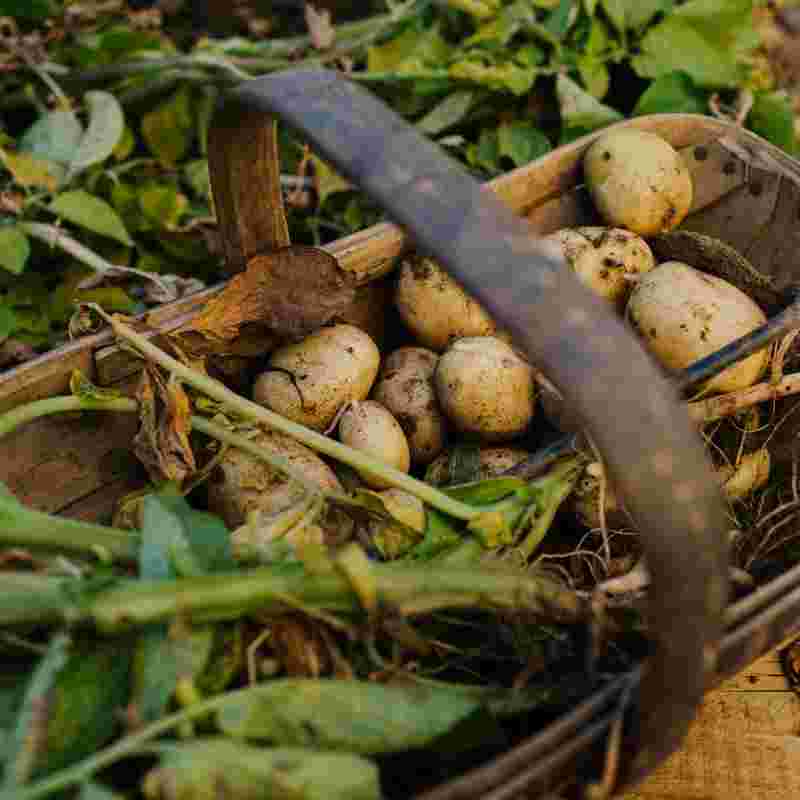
[176,245,357,348]
[305,3,335,51]
[133,366,197,485]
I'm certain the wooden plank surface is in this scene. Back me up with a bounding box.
[621,647,800,800]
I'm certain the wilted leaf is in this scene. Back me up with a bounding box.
[141,739,382,800]
[179,245,357,346]
[141,86,195,167]
[0,227,30,275]
[417,91,476,135]
[2,633,133,787]
[633,71,708,115]
[449,57,538,95]
[216,679,482,753]
[632,0,758,88]
[19,110,83,165]
[748,91,798,154]
[49,190,134,246]
[0,148,61,192]
[133,368,197,486]
[497,121,551,166]
[69,91,126,176]
[556,74,623,131]
[366,23,449,74]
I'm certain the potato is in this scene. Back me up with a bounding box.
[207,428,342,529]
[626,261,769,394]
[338,400,411,489]
[584,129,693,235]
[425,446,529,486]
[545,227,655,307]
[395,256,501,352]
[371,347,448,465]
[253,324,380,431]
[435,337,535,441]
[569,461,630,531]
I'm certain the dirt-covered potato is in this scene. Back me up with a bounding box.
[425,446,529,486]
[338,400,411,489]
[584,129,693,235]
[626,261,769,394]
[371,347,447,466]
[207,428,342,529]
[435,337,535,441]
[253,324,380,431]
[395,256,501,352]
[545,227,655,307]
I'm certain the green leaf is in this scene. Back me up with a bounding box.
[465,0,537,48]
[2,633,133,786]
[633,71,708,115]
[19,110,83,165]
[576,56,610,99]
[632,0,757,88]
[112,125,136,162]
[0,227,30,275]
[78,781,123,800]
[0,0,54,18]
[556,74,623,131]
[141,739,382,800]
[183,159,211,201]
[544,0,579,37]
[69,91,125,176]
[141,87,195,167]
[49,190,134,246]
[367,23,450,74]
[0,148,61,192]
[216,679,482,753]
[138,184,188,230]
[449,56,538,95]
[748,92,798,154]
[417,91,476,135]
[405,508,465,561]
[600,0,673,31]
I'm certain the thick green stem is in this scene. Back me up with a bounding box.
[0,574,69,627]
[0,561,584,632]
[90,306,482,522]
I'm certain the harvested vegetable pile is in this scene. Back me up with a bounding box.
[3,3,800,799]
[3,114,800,798]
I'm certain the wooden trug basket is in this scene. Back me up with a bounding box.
[2,69,800,798]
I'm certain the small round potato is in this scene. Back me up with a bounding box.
[435,337,535,441]
[253,324,380,431]
[395,256,500,352]
[584,129,693,235]
[207,428,342,529]
[425,446,529,486]
[338,400,411,489]
[626,261,769,394]
[371,347,448,465]
[545,227,655,307]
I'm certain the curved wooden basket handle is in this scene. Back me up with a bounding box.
[206,69,729,792]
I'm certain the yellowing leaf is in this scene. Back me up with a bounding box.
[310,155,351,207]
[141,87,195,167]
[367,24,449,74]
[0,148,61,192]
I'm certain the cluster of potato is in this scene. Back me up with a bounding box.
[208,127,773,543]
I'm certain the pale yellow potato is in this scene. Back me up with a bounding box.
[425,446,529,486]
[253,324,380,431]
[395,256,500,352]
[434,336,535,441]
[626,261,769,394]
[584,129,693,235]
[338,400,411,489]
[371,346,447,465]
[545,227,655,307]
[206,428,342,529]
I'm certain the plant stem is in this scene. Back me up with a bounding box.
[89,306,483,522]
[688,373,800,423]
[0,574,69,627]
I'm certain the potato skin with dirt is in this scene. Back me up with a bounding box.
[584,129,693,235]
[253,324,380,431]
[546,227,655,307]
[371,347,447,466]
[338,400,411,489]
[395,256,500,352]
[207,428,342,529]
[425,446,529,486]
[626,261,769,394]
[435,337,535,441]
